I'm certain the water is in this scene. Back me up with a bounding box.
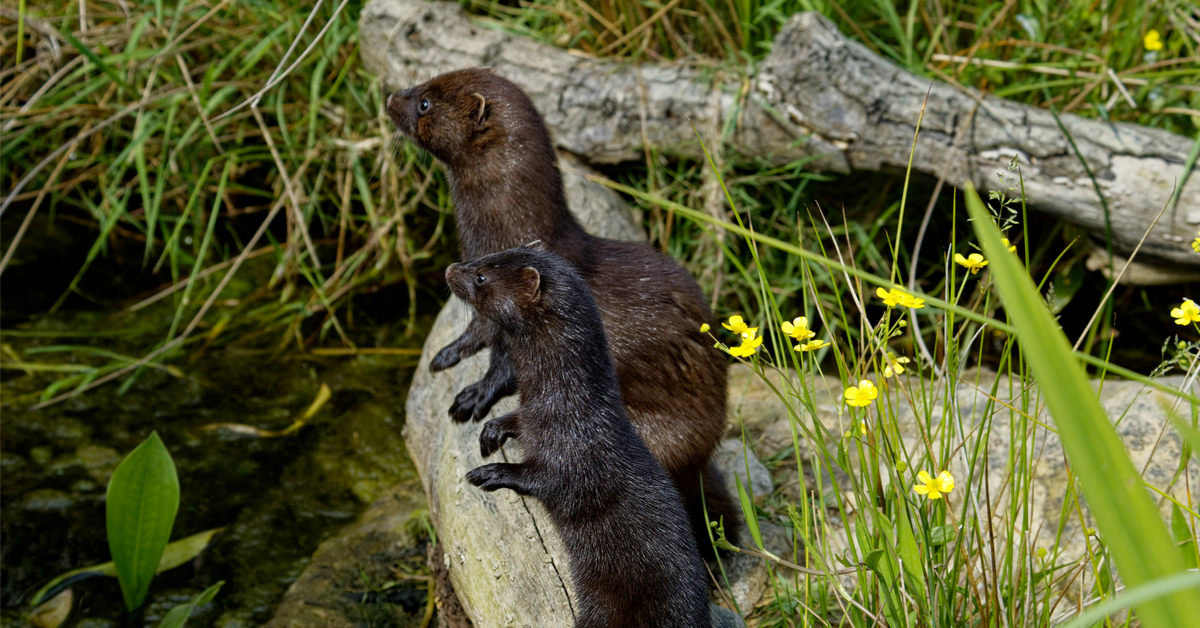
[1,230,437,627]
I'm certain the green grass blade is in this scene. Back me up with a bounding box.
[165,157,233,343]
[1055,571,1200,628]
[155,158,216,274]
[158,581,224,628]
[106,431,180,611]
[59,29,136,97]
[587,175,1200,407]
[1167,132,1200,219]
[963,181,1200,628]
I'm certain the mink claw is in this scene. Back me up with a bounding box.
[448,386,487,423]
[465,464,503,492]
[429,345,462,373]
[479,423,510,458]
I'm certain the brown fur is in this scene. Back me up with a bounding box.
[389,68,739,551]
[451,246,711,628]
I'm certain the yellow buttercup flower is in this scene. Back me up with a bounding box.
[844,380,878,407]
[1144,29,1163,52]
[913,470,955,500]
[898,292,925,309]
[883,353,910,378]
[796,339,829,352]
[781,317,815,341]
[876,287,900,307]
[729,330,763,357]
[722,315,756,337]
[1191,230,1199,254]
[1001,237,1017,253]
[700,323,710,333]
[876,287,925,309]
[954,252,989,274]
[1172,299,1200,325]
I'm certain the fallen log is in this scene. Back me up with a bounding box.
[361,0,1199,270]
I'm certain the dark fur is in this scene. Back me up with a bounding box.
[448,246,710,628]
[388,68,739,551]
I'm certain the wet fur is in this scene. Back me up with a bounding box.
[388,68,739,550]
[448,247,710,628]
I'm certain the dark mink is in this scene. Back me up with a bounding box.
[388,68,739,551]
[447,244,710,628]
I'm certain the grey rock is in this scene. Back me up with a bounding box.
[261,483,429,628]
[21,488,74,512]
[713,438,773,500]
[718,521,793,613]
[710,602,747,628]
[727,364,1199,599]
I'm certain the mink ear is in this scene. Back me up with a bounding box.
[520,267,541,302]
[471,92,489,126]
[522,239,549,252]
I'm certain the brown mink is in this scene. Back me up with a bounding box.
[388,68,739,550]
[448,244,710,628]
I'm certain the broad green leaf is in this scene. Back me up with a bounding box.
[734,475,763,551]
[853,518,875,560]
[159,581,224,628]
[964,181,1200,627]
[929,524,956,546]
[1171,504,1198,570]
[1097,552,1114,596]
[30,528,222,607]
[106,432,180,611]
[896,511,926,601]
[863,549,892,583]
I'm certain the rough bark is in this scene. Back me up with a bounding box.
[361,0,1199,269]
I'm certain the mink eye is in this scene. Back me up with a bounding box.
[418,99,431,113]
[475,273,487,285]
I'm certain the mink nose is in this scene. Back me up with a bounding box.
[445,263,459,280]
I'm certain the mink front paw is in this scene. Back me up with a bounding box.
[465,464,506,492]
[429,344,462,373]
[449,382,497,423]
[479,420,511,458]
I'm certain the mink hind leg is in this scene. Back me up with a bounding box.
[431,314,498,372]
[448,337,518,423]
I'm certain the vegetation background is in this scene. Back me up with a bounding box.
[1,0,1197,625]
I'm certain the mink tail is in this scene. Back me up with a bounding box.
[683,462,742,560]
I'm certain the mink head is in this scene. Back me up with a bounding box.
[444,241,591,332]
[386,68,550,169]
